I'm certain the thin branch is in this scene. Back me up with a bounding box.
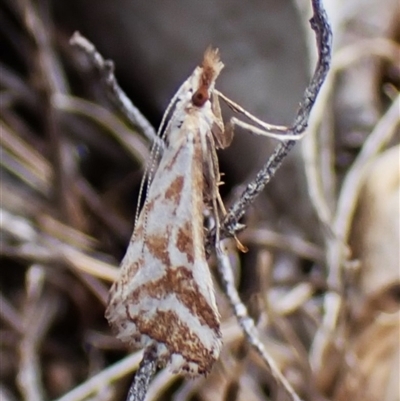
[219,0,332,238]
[69,32,158,145]
[126,345,158,401]
[215,241,303,401]
[210,5,332,400]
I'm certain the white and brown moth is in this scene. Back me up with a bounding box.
[105,48,229,376]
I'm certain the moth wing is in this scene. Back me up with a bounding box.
[106,132,222,375]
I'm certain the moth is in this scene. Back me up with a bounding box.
[106,48,229,376]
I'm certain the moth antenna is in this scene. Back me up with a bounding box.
[133,139,159,239]
[141,142,161,245]
[157,74,193,139]
[135,67,195,247]
[135,74,194,242]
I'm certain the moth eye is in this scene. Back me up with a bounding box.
[192,88,209,107]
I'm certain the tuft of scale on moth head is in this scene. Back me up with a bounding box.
[191,47,224,108]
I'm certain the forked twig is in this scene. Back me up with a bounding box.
[212,2,331,400]
[218,0,332,238]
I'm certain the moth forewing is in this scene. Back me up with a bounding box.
[106,48,226,376]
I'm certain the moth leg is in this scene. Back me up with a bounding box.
[215,90,305,142]
[208,141,227,216]
[216,191,227,216]
[211,92,232,149]
[204,137,223,244]
[206,135,247,252]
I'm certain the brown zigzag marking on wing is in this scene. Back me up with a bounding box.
[176,220,195,264]
[145,232,171,266]
[127,309,218,374]
[128,265,220,331]
[165,175,184,204]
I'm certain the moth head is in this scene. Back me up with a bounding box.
[192,47,224,108]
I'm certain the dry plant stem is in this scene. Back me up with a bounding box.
[53,94,150,165]
[302,39,400,231]
[301,84,335,230]
[0,209,38,243]
[219,0,332,239]
[266,311,323,401]
[0,60,32,91]
[5,122,135,245]
[0,121,50,195]
[0,63,39,109]
[19,0,71,221]
[18,291,59,401]
[328,96,400,289]
[126,345,158,401]
[1,110,44,157]
[18,0,68,94]
[142,367,176,401]
[1,146,49,195]
[53,352,142,401]
[172,379,202,401]
[0,121,52,182]
[241,228,325,262]
[57,244,118,283]
[216,241,302,401]
[311,95,400,369]
[1,210,111,305]
[325,95,400,294]
[0,209,119,284]
[0,292,24,333]
[332,39,400,71]
[75,177,132,241]
[0,121,52,196]
[69,32,158,145]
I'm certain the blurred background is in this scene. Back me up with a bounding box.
[0,0,399,400]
